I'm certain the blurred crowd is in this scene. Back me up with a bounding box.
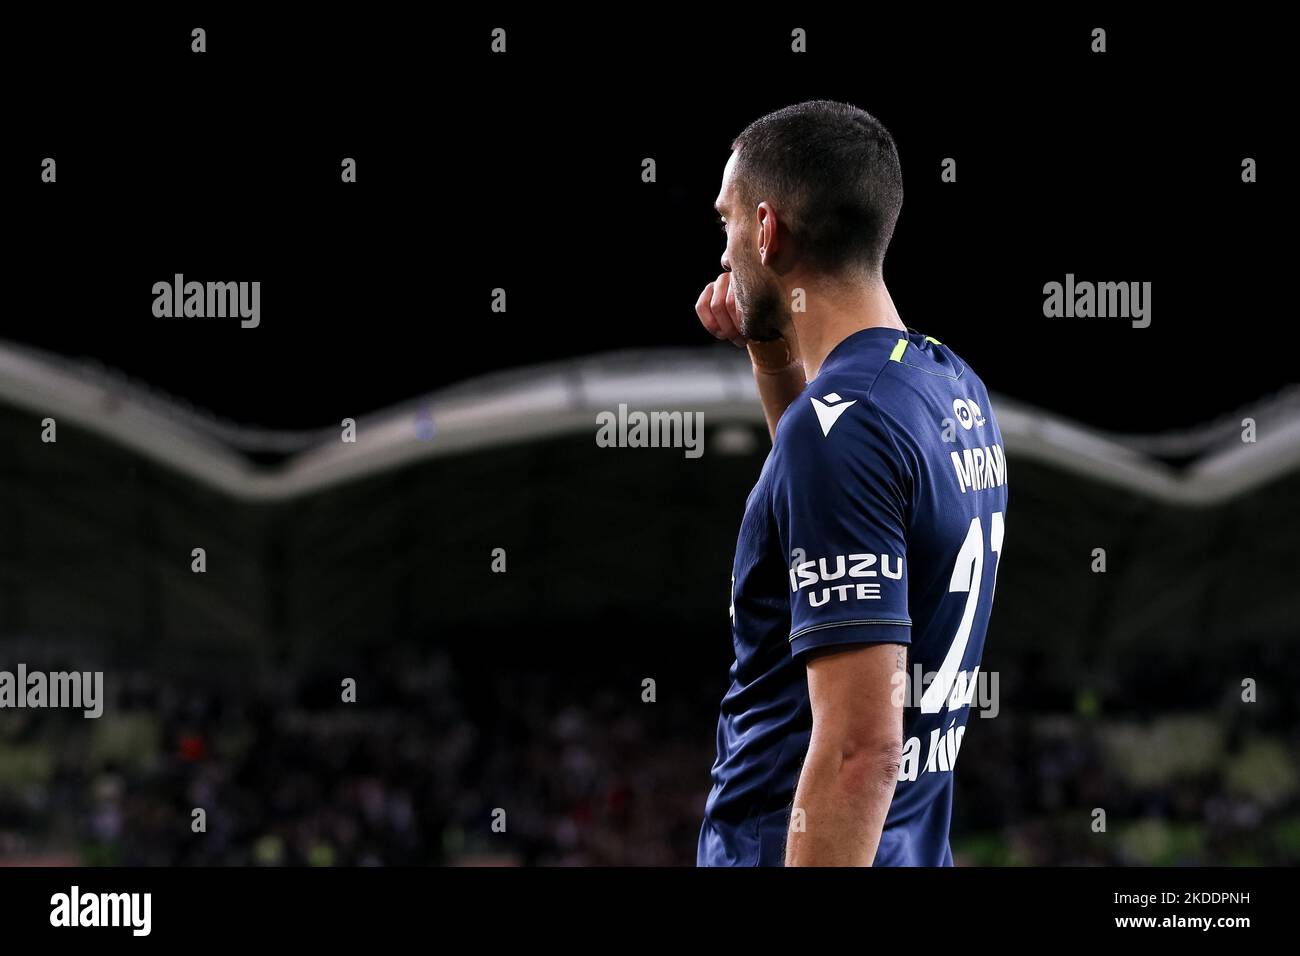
[0,649,712,865]
[0,646,1296,866]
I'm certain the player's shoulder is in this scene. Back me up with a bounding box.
[878,334,1000,437]
[772,327,990,473]
[873,331,973,398]
[769,377,912,509]
[773,330,900,447]
[773,370,897,468]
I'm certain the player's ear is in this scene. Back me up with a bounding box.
[756,202,779,266]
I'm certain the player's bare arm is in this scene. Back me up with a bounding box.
[784,643,905,866]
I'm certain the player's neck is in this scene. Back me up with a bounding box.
[791,277,906,381]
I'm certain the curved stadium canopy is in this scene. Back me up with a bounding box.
[0,339,1296,689]
[2,340,1298,506]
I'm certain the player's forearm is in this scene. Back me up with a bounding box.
[748,340,805,441]
[784,741,900,866]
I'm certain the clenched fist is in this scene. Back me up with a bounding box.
[695,272,747,348]
[695,272,799,371]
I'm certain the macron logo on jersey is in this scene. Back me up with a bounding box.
[810,392,856,436]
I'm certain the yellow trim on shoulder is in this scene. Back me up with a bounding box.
[889,338,908,362]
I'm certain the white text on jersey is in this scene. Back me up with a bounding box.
[950,443,1007,493]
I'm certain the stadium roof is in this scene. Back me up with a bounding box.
[3,338,1296,669]
[2,338,1298,506]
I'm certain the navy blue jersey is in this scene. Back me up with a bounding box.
[698,326,1008,866]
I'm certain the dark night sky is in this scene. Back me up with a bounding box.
[4,12,1287,432]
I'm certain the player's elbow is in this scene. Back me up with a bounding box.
[832,736,903,793]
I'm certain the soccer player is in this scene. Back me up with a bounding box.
[694,101,1008,866]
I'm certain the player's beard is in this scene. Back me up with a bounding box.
[732,267,788,343]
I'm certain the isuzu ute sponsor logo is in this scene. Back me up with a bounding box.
[789,553,903,606]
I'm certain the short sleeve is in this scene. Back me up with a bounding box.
[773,398,912,658]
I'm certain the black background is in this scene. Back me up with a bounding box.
[0,864,1283,941]
[4,11,1286,432]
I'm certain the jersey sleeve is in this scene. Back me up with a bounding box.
[772,397,913,658]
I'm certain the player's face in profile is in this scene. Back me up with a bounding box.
[718,152,788,343]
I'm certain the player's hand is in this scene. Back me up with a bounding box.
[696,272,800,372]
[695,272,747,348]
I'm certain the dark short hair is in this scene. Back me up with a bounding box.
[730,100,903,275]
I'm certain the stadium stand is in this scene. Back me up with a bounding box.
[1,340,1297,864]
